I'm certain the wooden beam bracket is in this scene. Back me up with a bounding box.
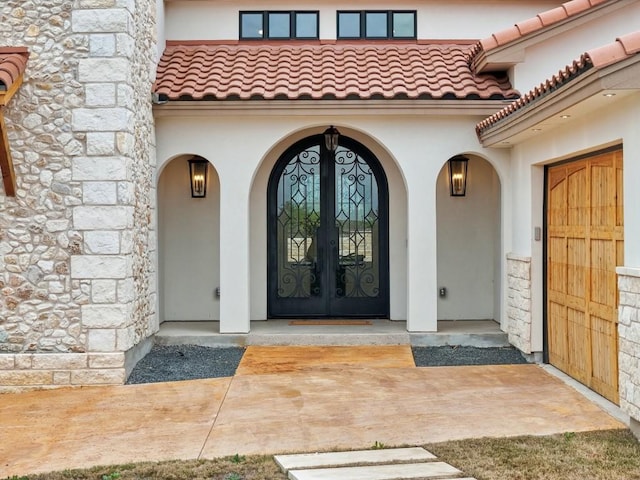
[0,108,17,197]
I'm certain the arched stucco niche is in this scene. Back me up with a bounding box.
[248,124,409,321]
[157,154,221,322]
[436,154,501,321]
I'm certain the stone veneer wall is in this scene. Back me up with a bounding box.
[617,267,640,437]
[506,253,532,354]
[0,0,157,390]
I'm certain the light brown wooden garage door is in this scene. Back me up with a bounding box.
[546,149,623,404]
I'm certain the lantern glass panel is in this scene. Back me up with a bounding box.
[189,159,208,198]
[448,157,468,197]
[324,126,340,152]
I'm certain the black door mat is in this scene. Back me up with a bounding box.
[412,346,529,367]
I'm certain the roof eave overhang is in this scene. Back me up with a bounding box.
[478,56,640,147]
[153,99,517,117]
[473,48,524,75]
[473,0,635,73]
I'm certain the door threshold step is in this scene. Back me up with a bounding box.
[155,320,508,348]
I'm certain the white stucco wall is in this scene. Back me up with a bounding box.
[156,0,166,58]
[511,2,640,94]
[158,156,220,321]
[165,0,561,41]
[505,93,640,352]
[436,156,500,320]
[510,95,640,258]
[155,113,510,332]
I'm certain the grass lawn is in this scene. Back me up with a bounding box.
[430,429,640,480]
[8,429,640,480]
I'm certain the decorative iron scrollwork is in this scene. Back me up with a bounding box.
[276,145,321,298]
[334,147,379,298]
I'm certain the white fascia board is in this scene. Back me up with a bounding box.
[479,57,640,147]
[153,99,514,117]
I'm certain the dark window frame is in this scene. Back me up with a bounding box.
[239,11,264,39]
[391,10,418,39]
[294,11,321,39]
[239,10,320,40]
[337,10,417,40]
[336,11,362,39]
[364,10,389,39]
[267,11,292,39]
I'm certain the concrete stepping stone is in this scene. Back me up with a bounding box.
[275,447,435,472]
[287,461,462,480]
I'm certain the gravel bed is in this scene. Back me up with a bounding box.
[127,344,528,384]
[126,345,245,384]
[412,346,528,367]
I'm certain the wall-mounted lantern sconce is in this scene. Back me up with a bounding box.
[188,156,208,198]
[323,125,340,152]
[448,155,469,197]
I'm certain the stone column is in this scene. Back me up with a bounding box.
[0,0,157,389]
[617,266,640,438]
[69,1,157,376]
[506,254,532,353]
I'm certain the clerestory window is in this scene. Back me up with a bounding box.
[337,10,416,39]
[240,11,319,40]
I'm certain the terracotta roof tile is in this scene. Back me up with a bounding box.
[154,43,519,101]
[588,31,640,67]
[538,5,572,25]
[516,17,544,37]
[476,32,640,136]
[619,31,640,55]
[0,47,29,92]
[469,0,612,61]
[563,0,595,16]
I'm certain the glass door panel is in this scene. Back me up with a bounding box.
[334,147,380,298]
[275,145,321,299]
[268,134,388,318]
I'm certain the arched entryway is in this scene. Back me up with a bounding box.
[267,134,389,318]
[436,155,501,322]
[158,155,220,322]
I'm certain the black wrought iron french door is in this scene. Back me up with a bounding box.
[267,134,389,318]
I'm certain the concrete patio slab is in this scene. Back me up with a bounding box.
[200,364,623,458]
[236,346,416,375]
[0,378,230,476]
[0,359,626,477]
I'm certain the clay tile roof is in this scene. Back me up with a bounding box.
[0,47,29,92]
[154,43,520,101]
[476,31,640,136]
[468,0,610,61]
[586,30,640,68]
